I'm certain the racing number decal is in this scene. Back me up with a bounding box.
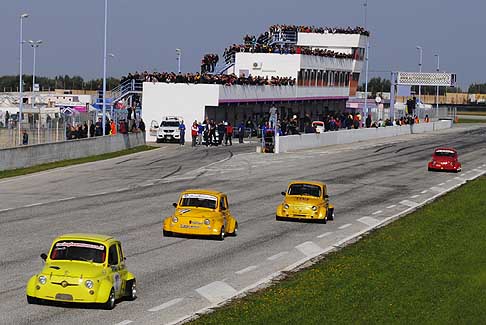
[113,273,121,292]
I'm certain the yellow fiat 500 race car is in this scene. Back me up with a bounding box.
[276,181,334,223]
[163,189,238,240]
[26,233,136,310]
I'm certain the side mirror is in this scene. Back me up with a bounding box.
[221,206,227,211]
[172,203,177,208]
[40,253,47,261]
[281,191,286,196]
[324,194,329,199]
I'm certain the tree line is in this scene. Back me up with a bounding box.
[358,77,463,97]
[0,75,120,92]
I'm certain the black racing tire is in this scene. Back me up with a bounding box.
[156,139,162,143]
[125,280,137,301]
[217,227,225,241]
[428,167,432,171]
[26,295,38,304]
[163,230,172,237]
[230,222,238,237]
[102,288,115,310]
[328,208,334,221]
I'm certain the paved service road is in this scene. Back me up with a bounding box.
[1,125,485,325]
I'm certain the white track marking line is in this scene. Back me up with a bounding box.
[410,195,420,199]
[420,190,428,194]
[338,223,352,230]
[446,179,453,182]
[56,197,76,202]
[267,251,288,261]
[148,298,184,312]
[196,281,237,304]
[235,265,258,275]
[24,203,42,207]
[115,188,129,192]
[438,182,446,186]
[295,241,323,257]
[358,217,380,227]
[386,205,397,209]
[372,210,383,215]
[114,321,133,325]
[317,231,333,239]
[0,208,13,213]
[454,176,462,180]
[400,200,418,208]
[430,186,446,192]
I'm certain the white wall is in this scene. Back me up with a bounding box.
[142,83,219,142]
[234,53,301,79]
[297,33,368,49]
[276,121,453,153]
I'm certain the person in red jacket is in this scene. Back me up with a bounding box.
[191,120,198,147]
[225,122,233,146]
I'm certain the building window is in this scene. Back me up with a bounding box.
[323,71,328,87]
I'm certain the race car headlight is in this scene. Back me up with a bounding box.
[38,275,47,285]
[172,216,178,223]
[312,206,318,211]
[204,219,210,225]
[85,280,94,289]
[284,204,289,210]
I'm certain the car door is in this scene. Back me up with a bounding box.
[220,196,228,231]
[108,244,122,298]
[116,242,128,296]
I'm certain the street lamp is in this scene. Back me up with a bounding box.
[435,54,440,117]
[19,13,29,142]
[102,0,108,135]
[416,45,423,104]
[176,48,181,74]
[28,40,42,110]
[363,0,370,124]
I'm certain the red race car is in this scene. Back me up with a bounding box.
[428,148,462,172]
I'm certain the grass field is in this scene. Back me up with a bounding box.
[457,118,486,123]
[0,145,157,180]
[192,176,486,325]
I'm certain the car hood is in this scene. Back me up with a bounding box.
[41,261,105,278]
[284,196,323,206]
[174,208,220,220]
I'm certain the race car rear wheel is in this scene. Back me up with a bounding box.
[103,288,115,310]
[125,280,137,301]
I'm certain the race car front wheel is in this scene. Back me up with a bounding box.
[103,288,115,310]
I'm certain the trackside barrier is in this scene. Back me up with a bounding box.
[276,120,452,153]
[0,133,146,171]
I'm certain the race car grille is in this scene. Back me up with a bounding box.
[55,293,73,301]
[52,281,78,287]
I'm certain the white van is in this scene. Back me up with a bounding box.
[156,116,183,143]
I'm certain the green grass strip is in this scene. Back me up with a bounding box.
[457,118,486,123]
[0,145,157,179]
[192,176,486,325]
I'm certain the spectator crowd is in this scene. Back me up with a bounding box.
[201,53,219,73]
[66,114,146,140]
[269,25,370,36]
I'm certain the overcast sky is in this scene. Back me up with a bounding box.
[0,0,484,88]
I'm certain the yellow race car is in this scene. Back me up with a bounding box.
[276,181,334,223]
[26,233,136,310]
[163,189,238,240]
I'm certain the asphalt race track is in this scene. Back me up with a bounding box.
[1,125,485,325]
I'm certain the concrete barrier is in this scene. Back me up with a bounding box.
[0,133,146,171]
[276,121,452,153]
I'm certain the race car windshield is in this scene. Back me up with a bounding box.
[161,121,180,127]
[435,150,455,157]
[180,194,217,209]
[288,184,321,197]
[50,240,106,263]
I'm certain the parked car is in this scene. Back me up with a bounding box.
[163,189,238,240]
[276,181,334,223]
[26,233,136,310]
[428,147,462,172]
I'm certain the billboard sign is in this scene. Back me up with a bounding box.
[397,72,456,87]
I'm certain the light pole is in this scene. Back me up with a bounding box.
[176,48,181,74]
[19,13,29,143]
[102,0,108,135]
[435,54,440,118]
[107,53,115,120]
[29,40,42,110]
[416,45,423,105]
[363,0,370,124]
